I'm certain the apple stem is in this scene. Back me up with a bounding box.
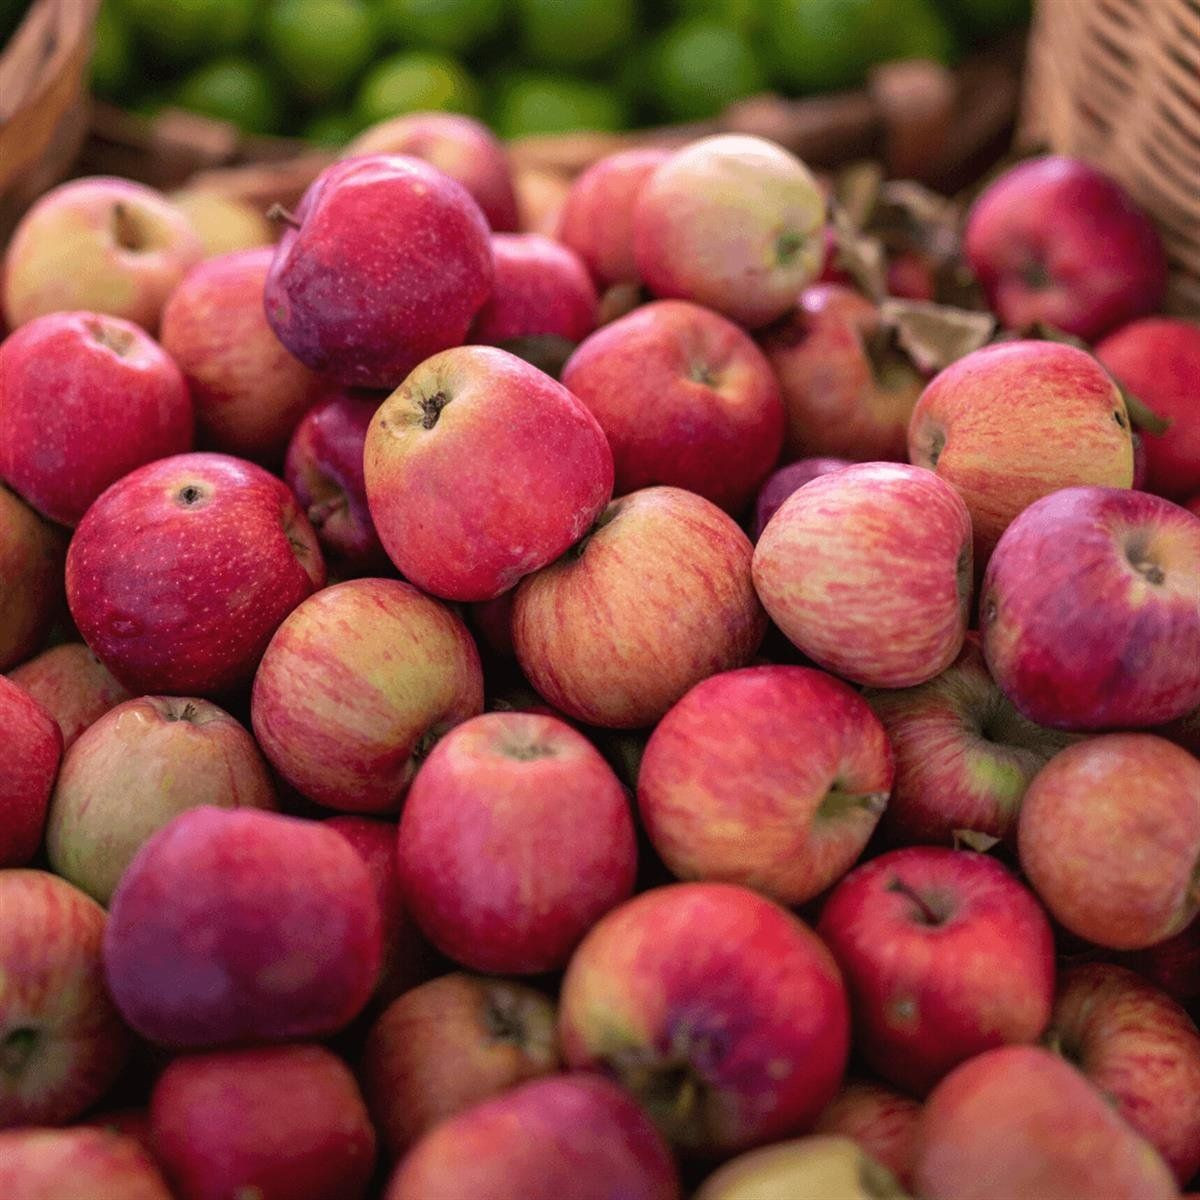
[266,203,301,231]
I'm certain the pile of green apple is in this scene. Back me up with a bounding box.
[0,107,1198,1200]
[86,0,1029,142]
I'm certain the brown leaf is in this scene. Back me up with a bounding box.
[881,299,996,373]
[953,829,1001,853]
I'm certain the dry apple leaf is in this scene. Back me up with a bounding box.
[880,299,996,373]
[828,202,888,304]
[953,829,1002,853]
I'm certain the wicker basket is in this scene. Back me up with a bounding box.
[0,0,100,240]
[1021,0,1200,316]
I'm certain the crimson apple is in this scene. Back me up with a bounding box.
[513,486,766,728]
[0,871,129,1126]
[813,1079,920,1190]
[760,284,924,463]
[909,340,1134,562]
[0,486,66,672]
[384,1073,680,1200]
[345,112,519,232]
[160,247,325,465]
[398,711,637,973]
[753,462,972,687]
[103,806,382,1047]
[150,1043,376,1200]
[2,176,203,332]
[9,642,131,750]
[561,299,785,513]
[634,135,825,328]
[45,696,277,904]
[265,155,493,389]
[251,578,484,812]
[364,345,613,601]
[361,972,560,1157]
[66,452,325,696]
[0,311,193,525]
[913,1045,1178,1200]
[753,457,851,539]
[557,148,670,288]
[964,156,1167,340]
[0,1128,172,1200]
[980,486,1200,728]
[0,676,62,867]
[559,882,849,1154]
[1096,316,1200,501]
[638,665,892,905]
[1018,733,1200,949]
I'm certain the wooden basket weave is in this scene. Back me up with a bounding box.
[1021,0,1200,315]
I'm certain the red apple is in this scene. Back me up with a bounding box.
[2,176,203,332]
[753,462,972,687]
[160,247,325,465]
[0,485,66,672]
[887,250,937,302]
[964,155,1167,340]
[283,388,390,575]
[468,587,516,658]
[252,578,484,812]
[1047,962,1200,1184]
[561,299,785,513]
[753,457,851,540]
[384,1073,680,1200]
[913,1044,1178,1200]
[0,676,62,867]
[0,871,129,1126]
[557,148,670,288]
[559,882,849,1154]
[364,345,613,601]
[908,340,1134,562]
[150,1043,376,1200]
[324,815,436,1004]
[66,452,325,696]
[813,1079,921,1190]
[398,711,636,973]
[361,972,560,1157]
[471,233,598,349]
[817,847,1055,1095]
[638,665,892,905]
[980,486,1200,729]
[45,696,277,904]
[513,486,766,728]
[1117,922,1200,1005]
[760,284,924,463]
[9,642,131,750]
[264,155,494,389]
[0,311,193,525]
[866,638,1075,846]
[1096,317,1200,501]
[345,112,519,232]
[103,806,382,1047]
[1018,733,1200,949]
[0,1128,172,1200]
[634,135,826,328]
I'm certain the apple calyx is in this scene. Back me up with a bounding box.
[175,483,210,509]
[418,391,449,431]
[0,1026,40,1078]
[886,875,953,926]
[607,1041,715,1150]
[87,318,135,357]
[479,982,549,1054]
[265,203,301,232]
[1124,537,1166,587]
[163,700,202,724]
[775,229,810,267]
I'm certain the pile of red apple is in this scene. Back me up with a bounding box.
[1,111,1198,1200]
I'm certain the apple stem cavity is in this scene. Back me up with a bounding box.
[818,785,890,821]
[482,986,527,1043]
[265,203,301,231]
[111,202,146,252]
[886,875,950,926]
[0,1027,40,1078]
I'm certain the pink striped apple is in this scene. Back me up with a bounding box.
[9,643,131,751]
[0,484,66,671]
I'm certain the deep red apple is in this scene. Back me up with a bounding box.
[283,388,390,574]
[103,806,382,1047]
[561,299,785,513]
[638,665,893,905]
[752,457,851,540]
[1117,922,1200,1005]
[364,345,613,601]
[0,676,62,867]
[980,486,1200,729]
[361,972,560,1157]
[264,155,494,389]
[0,1128,172,1200]
[66,452,325,696]
[398,711,637,973]
[160,247,325,465]
[9,642,131,750]
[1018,733,1200,949]
[0,311,193,525]
[813,1079,921,1190]
[513,486,766,728]
[964,155,1167,340]
[0,484,65,671]
[0,871,130,1126]
[150,1043,377,1200]
[1096,316,1200,501]
[559,882,849,1154]
[251,578,484,812]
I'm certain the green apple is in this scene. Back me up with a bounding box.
[174,57,285,135]
[377,0,508,53]
[355,51,482,125]
[264,0,379,104]
[91,1,134,99]
[304,111,361,145]
[648,17,765,121]
[494,72,629,137]
[122,0,255,64]
[515,0,637,68]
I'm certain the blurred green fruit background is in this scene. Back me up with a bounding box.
[75,0,1028,142]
